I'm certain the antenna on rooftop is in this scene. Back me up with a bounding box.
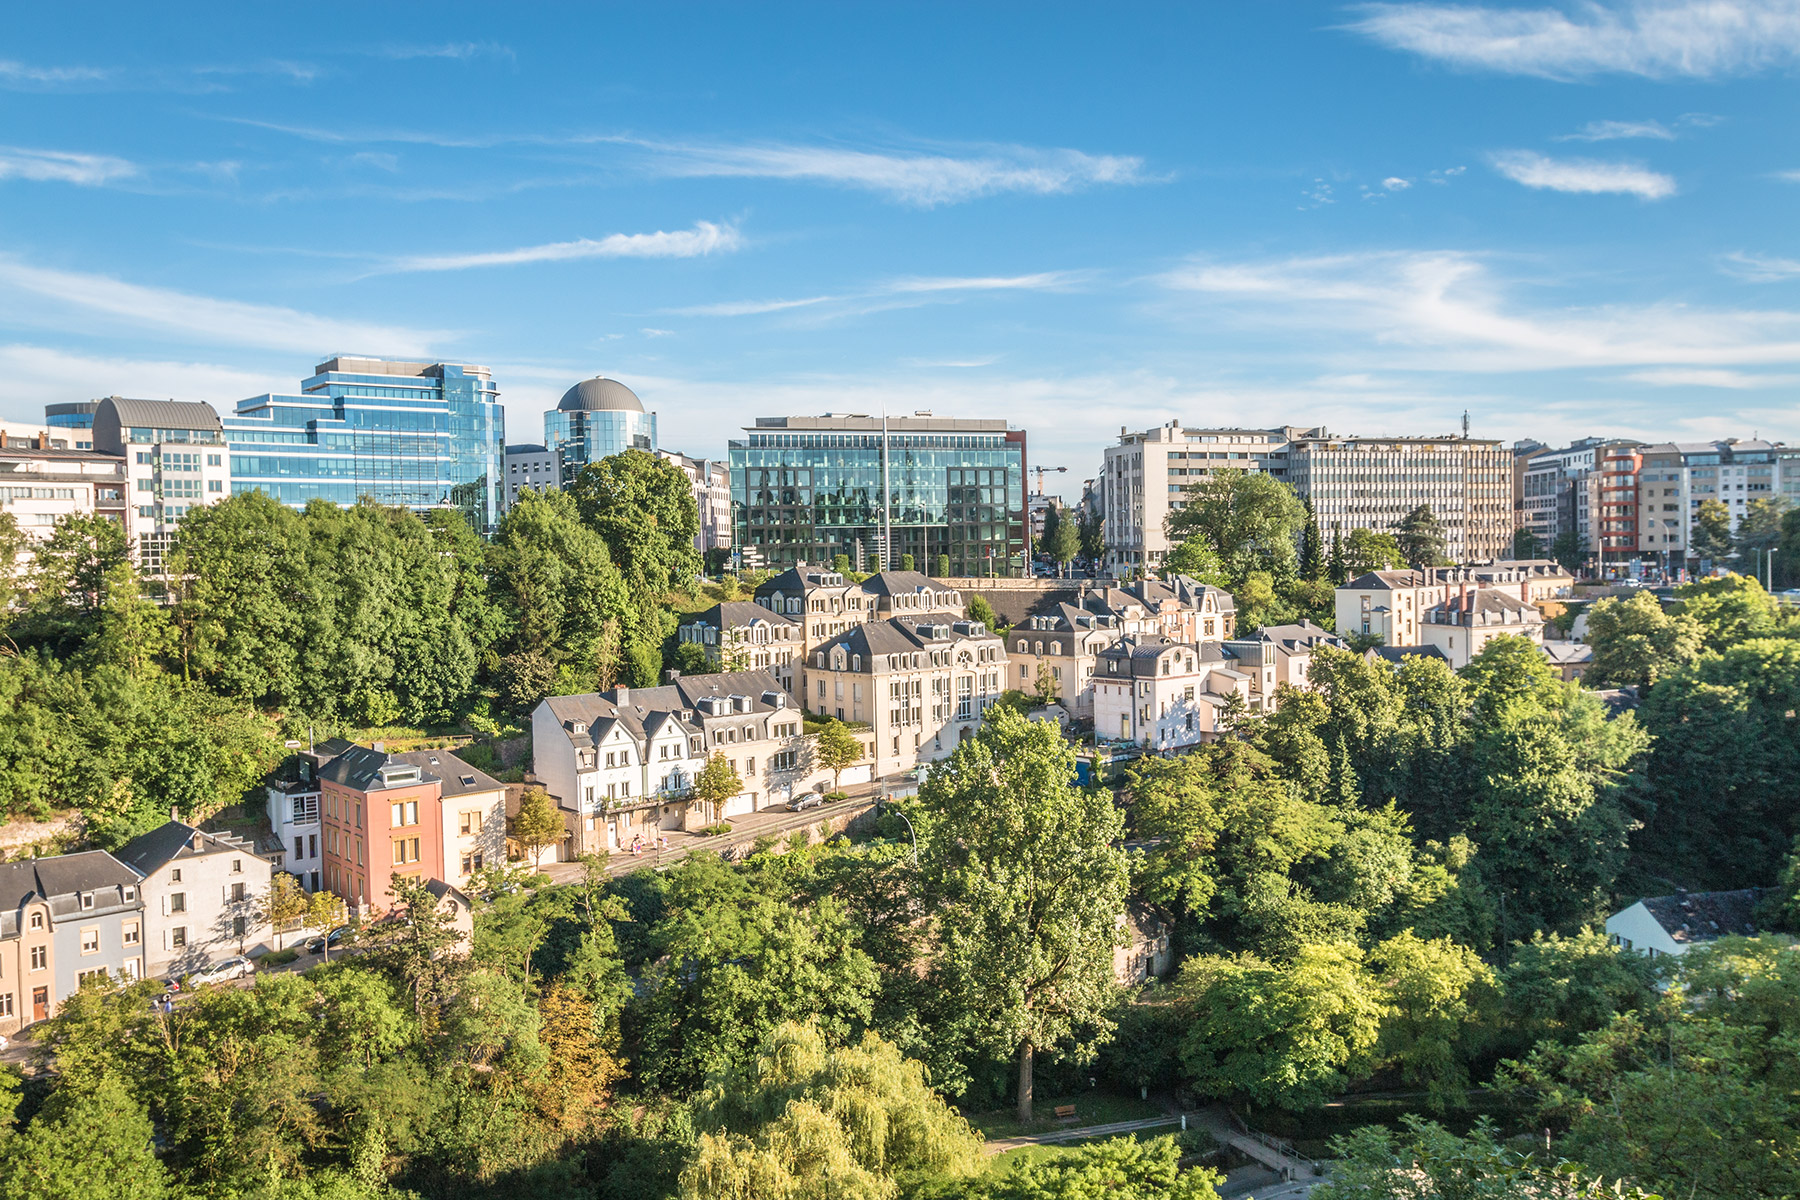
[1462,410,1470,439]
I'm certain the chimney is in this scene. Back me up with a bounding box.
[665,668,682,683]
[616,686,630,707]
[170,805,178,822]
[372,740,386,753]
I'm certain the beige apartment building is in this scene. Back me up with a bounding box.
[677,602,805,690]
[807,617,1008,779]
[1335,562,1572,669]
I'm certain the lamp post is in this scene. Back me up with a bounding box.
[881,798,919,866]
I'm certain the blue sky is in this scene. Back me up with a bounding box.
[4,1,1800,497]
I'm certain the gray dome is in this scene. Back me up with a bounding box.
[558,376,644,413]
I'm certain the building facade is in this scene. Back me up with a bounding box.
[658,449,733,555]
[807,617,1008,779]
[0,853,144,1033]
[503,443,559,511]
[676,602,804,690]
[1336,562,1572,669]
[92,396,232,575]
[224,356,505,534]
[753,563,877,649]
[117,823,272,979]
[0,438,128,560]
[1635,439,1786,570]
[545,377,657,487]
[1103,422,1510,573]
[44,401,98,450]
[1093,638,1247,750]
[730,414,1028,576]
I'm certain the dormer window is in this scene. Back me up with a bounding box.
[80,892,94,910]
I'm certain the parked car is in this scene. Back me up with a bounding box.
[186,956,254,987]
[791,792,826,812]
[305,925,354,955]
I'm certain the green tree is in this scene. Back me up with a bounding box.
[513,787,564,868]
[1550,529,1584,574]
[917,706,1128,1123]
[1735,496,1788,564]
[1046,512,1081,577]
[1175,941,1386,1111]
[1327,527,1347,585]
[568,448,701,595]
[0,1074,170,1200]
[1676,572,1781,649]
[814,719,863,790]
[1493,929,1658,1058]
[1691,497,1734,563]
[1300,497,1324,581]
[967,593,1003,631]
[684,1021,985,1198]
[0,511,23,615]
[1392,505,1447,569]
[1318,1116,1660,1200]
[1162,538,1228,587]
[1031,662,1061,706]
[489,489,633,672]
[1582,591,1704,689]
[19,511,131,654]
[1077,510,1105,565]
[692,752,744,825]
[1164,469,1307,586]
[265,873,310,950]
[1366,931,1495,1109]
[1342,528,1405,578]
[900,552,915,571]
[493,650,557,714]
[957,1134,1222,1199]
[1512,527,1542,559]
[934,552,951,578]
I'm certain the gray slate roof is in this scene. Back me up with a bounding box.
[116,821,260,876]
[1639,889,1763,944]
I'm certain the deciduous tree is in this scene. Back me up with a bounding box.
[1164,469,1307,586]
[692,752,743,825]
[814,719,863,790]
[513,787,564,869]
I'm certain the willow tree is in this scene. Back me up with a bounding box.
[916,706,1128,1123]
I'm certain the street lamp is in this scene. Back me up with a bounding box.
[880,798,919,865]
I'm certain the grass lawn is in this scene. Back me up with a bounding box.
[986,1123,1189,1170]
[964,1091,1167,1140]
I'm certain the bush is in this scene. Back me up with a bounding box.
[698,822,733,837]
[261,947,301,967]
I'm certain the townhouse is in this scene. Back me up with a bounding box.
[117,823,273,980]
[808,617,1008,779]
[676,602,804,690]
[1094,637,1256,750]
[264,737,355,894]
[0,852,145,1034]
[1006,603,1124,718]
[754,564,876,649]
[1335,562,1571,669]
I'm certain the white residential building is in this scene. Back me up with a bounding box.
[1336,562,1573,669]
[1094,637,1251,750]
[658,449,734,556]
[0,437,129,562]
[115,823,273,979]
[676,602,804,690]
[91,396,231,575]
[1607,889,1764,959]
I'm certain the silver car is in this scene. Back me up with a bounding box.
[187,956,255,986]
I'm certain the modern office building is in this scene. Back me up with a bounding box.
[92,396,232,574]
[1103,422,1510,572]
[224,356,505,534]
[730,413,1028,576]
[503,443,559,512]
[45,402,97,450]
[544,376,657,487]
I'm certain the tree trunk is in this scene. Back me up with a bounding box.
[1016,1038,1034,1126]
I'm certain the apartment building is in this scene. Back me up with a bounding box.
[1223,621,1345,701]
[318,746,507,912]
[677,602,804,689]
[860,570,967,621]
[808,617,1008,779]
[1093,638,1253,750]
[1515,438,1645,570]
[1336,562,1571,668]
[0,437,128,560]
[535,670,859,853]
[117,823,272,979]
[658,449,733,555]
[755,563,877,648]
[91,396,232,575]
[0,852,144,1032]
[503,443,559,510]
[1102,422,1511,573]
[264,738,358,893]
[1636,439,1786,569]
[1006,605,1125,718]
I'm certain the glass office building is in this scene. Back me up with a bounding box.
[224,357,505,534]
[544,376,657,486]
[45,402,97,450]
[729,414,1028,575]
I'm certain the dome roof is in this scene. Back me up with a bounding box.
[557,376,644,413]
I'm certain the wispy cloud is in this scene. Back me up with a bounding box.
[670,271,1083,318]
[376,42,515,62]
[1720,251,1800,282]
[375,220,742,274]
[1159,249,1800,373]
[0,345,283,414]
[0,147,138,186]
[0,59,111,90]
[634,139,1150,206]
[1626,367,1800,387]
[1559,118,1675,142]
[0,259,441,355]
[1490,150,1675,199]
[1346,0,1800,80]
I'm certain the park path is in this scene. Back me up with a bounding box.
[983,1114,1186,1154]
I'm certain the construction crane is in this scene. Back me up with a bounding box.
[1031,465,1068,494]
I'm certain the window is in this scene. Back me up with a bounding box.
[233,916,247,939]
[231,858,243,874]
[392,837,421,865]
[81,928,100,954]
[169,893,186,914]
[171,868,182,883]
[460,812,475,835]
[0,993,11,1017]
[391,801,419,827]
[124,887,135,902]
[29,946,46,971]
[171,927,187,948]
[80,893,94,911]
[208,479,223,493]
[28,912,43,931]
[231,882,247,902]
[123,922,139,946]
[77,968,108,987]
[295,836,305,859]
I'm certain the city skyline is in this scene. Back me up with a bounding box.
[4,3,1800,499]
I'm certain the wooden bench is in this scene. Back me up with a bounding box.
[1053,1105,1077,1121]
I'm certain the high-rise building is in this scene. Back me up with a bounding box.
[224,356,505,534]
[730,414,1027,576]
[1102,422,1511,572]
[1514,437,1643,569]
[92,396,232,574]
[544,377,657,487]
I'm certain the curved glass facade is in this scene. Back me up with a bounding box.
[545,407,657,485]
[223,358,504,534]
[729,418,1026,576]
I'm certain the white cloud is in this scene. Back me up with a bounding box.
[1559,118,1676,141]
[1346,0,1800,80]
[0,147,137,186]
[0,345,283,418]
[1626,367,1800,387]
[670,271,1080,319]
[1383,176,1413,190]
[636,139,1149,206]
[1490,150,1675,198]
[377,42,514,62]
[0,59,111,89]
[1720,252,1800,281]
[1158,249,1800,373]
[377,220,742,274]
[0,259,442,356]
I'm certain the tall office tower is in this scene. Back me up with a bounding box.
[91,396,233,575]
[544,376,658,487]
[730,413,1028,576]
[224,357,505,534]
